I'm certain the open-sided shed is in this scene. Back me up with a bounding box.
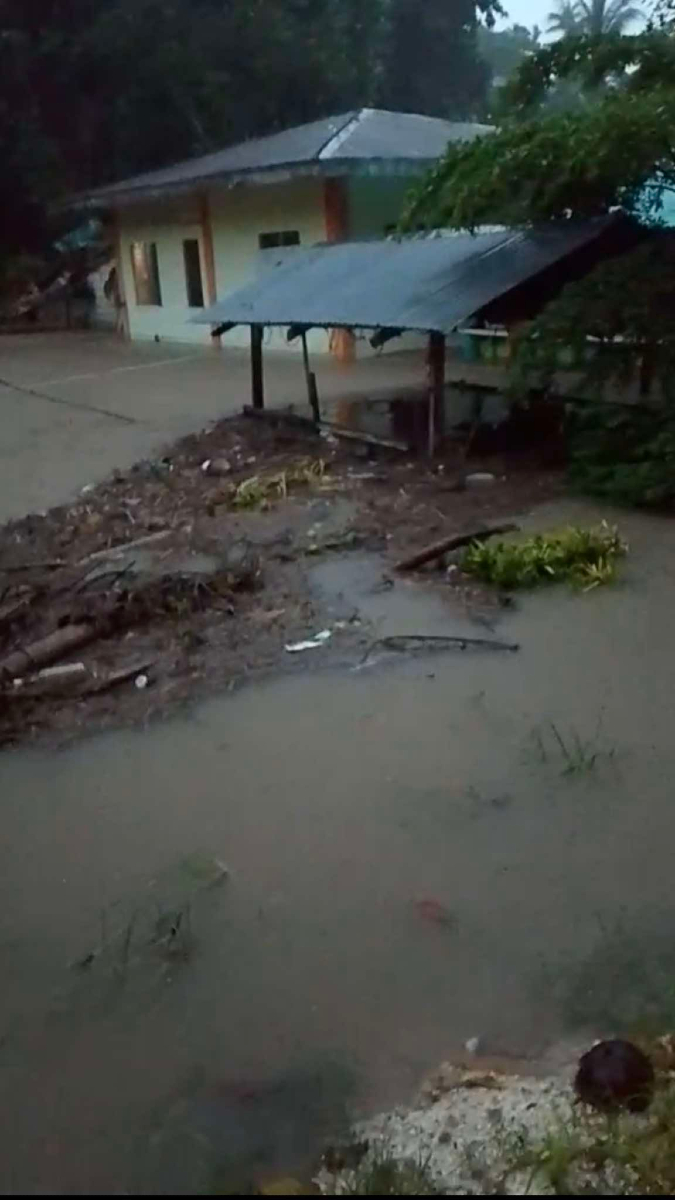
[193,216,633,452]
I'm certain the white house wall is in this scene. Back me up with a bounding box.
[116,175,428,354]
[118,196,211,345]
[210,177,330,354]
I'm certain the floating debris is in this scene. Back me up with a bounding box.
[285,630,332,653]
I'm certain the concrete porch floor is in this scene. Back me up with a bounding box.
[0,332,428,523]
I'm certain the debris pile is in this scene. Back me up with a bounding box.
[0,412,561,744]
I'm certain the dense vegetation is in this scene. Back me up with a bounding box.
[405,1,675,506]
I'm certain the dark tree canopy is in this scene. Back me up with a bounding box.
[404,27,675,424]
[0,0,501,273]
[377,0,504,117]
[403,32,675,230]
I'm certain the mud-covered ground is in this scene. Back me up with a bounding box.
[0,415,561,746]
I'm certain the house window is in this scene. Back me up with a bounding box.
[258,230,300,249]
[183,238,204,307]
[130,241,162,306]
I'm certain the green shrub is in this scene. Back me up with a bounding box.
[567,403,675,508]
[461,523,626,590]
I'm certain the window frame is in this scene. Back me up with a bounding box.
[258,230,301,250]
[130,241,162,307]
[182,237,205,308]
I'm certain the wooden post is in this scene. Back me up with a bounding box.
[301,330,320,424]
[323,178,355,364]
[250,324,264,410]
[426,331,446,457]
[111,210,129,339]
[199,191,220,348]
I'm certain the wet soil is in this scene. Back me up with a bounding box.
[0,414,559,747]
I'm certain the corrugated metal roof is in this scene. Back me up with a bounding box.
[82,109,491,205]
[192,220,618,335]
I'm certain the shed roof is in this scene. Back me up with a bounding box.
[192,219,619,336]
[81,109,492,206]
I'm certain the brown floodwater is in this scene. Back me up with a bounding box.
[2,499,675,1192]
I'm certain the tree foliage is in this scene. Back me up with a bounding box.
[403,86,675,231]
[378,0,503,118]
[403,31,675,230]
[405,25,675,504]
[547,0,644,37]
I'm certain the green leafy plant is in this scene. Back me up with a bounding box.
[567,402,675,507]
[400,29,675,427]
[461,522,626,590]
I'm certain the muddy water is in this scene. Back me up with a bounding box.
[2,499,675,1192]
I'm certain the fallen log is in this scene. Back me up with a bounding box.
[87,660,154,694]
[379,634,519,653]
[242,405,410,452]
[0,623,97,680]
[9,662,90,697]
[79,529,171,565]
[320,424,409,453]
[394,523,519,572]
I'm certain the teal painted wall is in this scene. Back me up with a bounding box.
[348,178,414,239]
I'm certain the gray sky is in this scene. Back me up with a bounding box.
[495,0,646,31]
[495,0,550,29]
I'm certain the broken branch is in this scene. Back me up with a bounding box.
[369,633,519,658]
[78,529,171,565]
[394,523,519,572]
[0,623,97,681]
[86,661,154,695]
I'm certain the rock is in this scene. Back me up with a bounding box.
[465,472,496,487]
[203,457,232,476]
[574,1039,654,1113]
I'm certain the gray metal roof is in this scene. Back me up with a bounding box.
[83,109,492,205]
[192,220,617,336]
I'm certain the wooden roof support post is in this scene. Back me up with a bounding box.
[199,191,220,349]
[324,178,355,364]
[112,210,129,339]
[250,324,265,410]
[300,330,321,425]
[426,331,446,457]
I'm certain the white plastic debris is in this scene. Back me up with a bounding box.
[135,674,149,689]
[284,630,332,653]
[37,663,87,681]
[465,472,496,487]
[465,1036,481,1056]
[201,457,232,476]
